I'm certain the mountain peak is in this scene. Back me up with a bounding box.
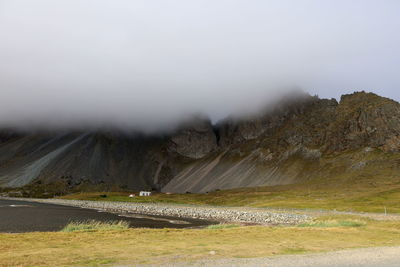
[340,91,398,107]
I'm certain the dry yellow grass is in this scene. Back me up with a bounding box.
[1,216,400,267]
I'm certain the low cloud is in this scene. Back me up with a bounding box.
[0,0,399,132]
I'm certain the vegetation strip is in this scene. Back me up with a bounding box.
[61,220,129,232]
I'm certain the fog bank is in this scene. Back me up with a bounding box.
[0,0,399,132]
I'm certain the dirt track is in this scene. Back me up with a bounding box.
[141,246,400,267]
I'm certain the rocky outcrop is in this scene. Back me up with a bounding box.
[167,116,217,159]
[216,91,400,154]
[326,92,400,152]
[217,94,338,150]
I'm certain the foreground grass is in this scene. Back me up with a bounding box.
[1,216,400,267]
[206,224,240,230]
[61,220,129,232]
[298,217,366,228]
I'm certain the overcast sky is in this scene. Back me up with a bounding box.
[0,0,399,131]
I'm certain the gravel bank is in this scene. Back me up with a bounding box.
[3,198,310,225]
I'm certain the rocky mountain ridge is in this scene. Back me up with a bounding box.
[1,91,400,195]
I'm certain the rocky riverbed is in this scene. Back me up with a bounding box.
[3,197,311,225]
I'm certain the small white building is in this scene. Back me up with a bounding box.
[139,191,152,197]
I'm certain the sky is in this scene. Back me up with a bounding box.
[0,0,400,131]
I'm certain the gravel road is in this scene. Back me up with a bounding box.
[139,246,400,267]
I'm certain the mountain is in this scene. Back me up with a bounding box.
[1,91,400,196]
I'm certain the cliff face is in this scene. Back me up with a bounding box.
[326,93,400,152]
[218,91,400,154]
[1,91,400,194]
[167,117,218,159]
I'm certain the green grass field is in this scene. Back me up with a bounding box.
[60,181,400,214]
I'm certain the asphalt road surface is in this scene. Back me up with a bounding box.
[0,199,211,233]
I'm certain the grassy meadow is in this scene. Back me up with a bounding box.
[60,181,400,214]
[1,215,400,267]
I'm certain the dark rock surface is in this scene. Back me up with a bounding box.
[167,116,218,159]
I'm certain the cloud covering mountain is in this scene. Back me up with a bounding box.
[0,0,399,131]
